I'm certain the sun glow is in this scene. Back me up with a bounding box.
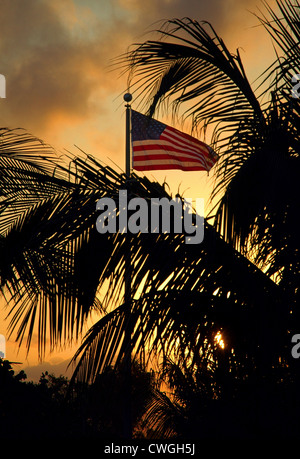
[214,331,225,349]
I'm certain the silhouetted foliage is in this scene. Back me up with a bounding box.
[0,359,84,438]
[0,0,299,440]
[146,356,300,439]
[0,358,158,439]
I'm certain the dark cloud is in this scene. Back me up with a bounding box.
[0,0,277,140]
[123,0,233,30]
[0,0,124,134]
[115,0,270,38]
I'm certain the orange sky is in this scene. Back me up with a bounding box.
[0,0,278,380]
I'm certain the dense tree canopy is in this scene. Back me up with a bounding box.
[0,0,299,439]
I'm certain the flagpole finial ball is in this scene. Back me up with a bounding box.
[124,93,132,103]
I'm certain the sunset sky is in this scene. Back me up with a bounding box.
[0,0,278,380]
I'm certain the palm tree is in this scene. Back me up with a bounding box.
[71,0,299,380]
[0,126,286,376]
[0,0,299,438]
[0,129,95,358]
[119,1,299,289]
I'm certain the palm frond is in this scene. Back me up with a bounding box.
[211,93,300,288]
[118,17,262,136]
[0,127,62,173]
[0,136,180,359]
[70,219,288,385]
[256,0,300,96]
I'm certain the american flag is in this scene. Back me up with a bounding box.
[131,110,218,172]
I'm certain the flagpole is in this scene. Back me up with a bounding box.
[124,92,132,309]
[124,92,132,177]
[123,92,132,439]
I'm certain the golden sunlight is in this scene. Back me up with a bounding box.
[214,331,225,349]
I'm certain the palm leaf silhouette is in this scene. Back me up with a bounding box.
[0,3,298,405]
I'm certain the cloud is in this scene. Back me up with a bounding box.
[0,0,278,151]
[117,0,231,32]
[115,0,273,37]
[1,1,103,130]
[0,0,280,370]
[23,358,73,382]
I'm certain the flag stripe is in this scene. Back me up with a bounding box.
[161,126,209,151]
[159,135,210,159]
[133,151,210,168]
[161,131,210,157]
[131,110,218,172]
[134,163,208,171]
[133,143,215,168]
[132,153,208,164]
[133,142,211,164]
[133,137,214,160]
